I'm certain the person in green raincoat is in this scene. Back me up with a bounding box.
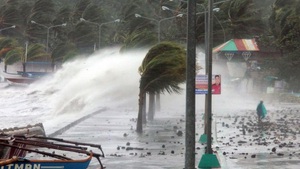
[256,100,267,124]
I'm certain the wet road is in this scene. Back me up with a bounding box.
[46,104,300,169]
[215,103,300,169]
[50,108,200,169]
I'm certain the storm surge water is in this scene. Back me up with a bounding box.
[0,47,147,130]
[31,47,146,116]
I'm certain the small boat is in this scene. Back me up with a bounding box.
[0,123,46,159]
[1,71,51,84]
[0,134,105,169]
[0,153,93,169]
[0,61,54,84]
[1,72,37,84]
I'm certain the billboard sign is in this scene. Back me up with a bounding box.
[196,74,221,94]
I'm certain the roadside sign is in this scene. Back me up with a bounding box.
[196,74,221,94]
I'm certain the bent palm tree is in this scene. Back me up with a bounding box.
[137,41,186,133]
[0,37,18,72]
[0,37,48,72]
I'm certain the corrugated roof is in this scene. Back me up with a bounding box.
[213,39,259,53]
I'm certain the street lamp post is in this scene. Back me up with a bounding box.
[158,14,183,42]
[162,5,223,47]
[31,21,67,53]
[80,18,120,49]
[198,1,221,168]
[0,25,16,32]
[135,13,183,43]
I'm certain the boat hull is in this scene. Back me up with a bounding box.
[0,156,92,169]
[1,72,48,84]
[4,76,36,84]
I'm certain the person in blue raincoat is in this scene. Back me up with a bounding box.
[256,100,267,124]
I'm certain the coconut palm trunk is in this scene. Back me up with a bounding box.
[155,93,161,112]
[22,62,26,73]
[137,88,145,133]
[148,92,155,121]
[142,93,147,124]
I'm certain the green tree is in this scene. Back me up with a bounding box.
[0,37,18,72]
[268,0,300,91]
[119,29,157,53]
[137,41,186,133]
[269,0,300,51]
[0,37,47,72]
[219,0,267,41]
[51,41,78,62]
[27,0,56,42]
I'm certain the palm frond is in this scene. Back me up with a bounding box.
[140,41,186,94]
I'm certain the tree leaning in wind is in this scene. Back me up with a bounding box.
[136,41,186,133]
[0,37,48,72]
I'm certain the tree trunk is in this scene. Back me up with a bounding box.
[142,93,147,124]
[22,62,26,73]
[155,93,161,112]
[51,61,55,72]
[136,88,144,133]
[148,91,155,121]
[4,64,7,72]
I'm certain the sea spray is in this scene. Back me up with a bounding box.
[30,47,147,116]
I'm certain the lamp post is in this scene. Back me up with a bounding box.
[168,0,227,42]
[0,25,16,32]
[162,5,224,46]
[80,18,120,49]
[135,13,183,43]
[31,21,67,53]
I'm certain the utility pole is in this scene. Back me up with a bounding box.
[207,0,214,155]
[185,0,196,168]
[198,0,221,167]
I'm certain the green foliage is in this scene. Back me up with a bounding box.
[72,22,98,50]
[0,37,18,61]
[0,5,22,25]
[0,36,48,66]
[30,0,56,23]
[73,0,92,20]
[54,7,73,25]
[52,41,77,62]
[276,48,300,91]
[4,49,21,65]
[0,37,16,50]
[269,0,300,51]
[82,5,104,23]
[62,50,79,62]
[139,41,186,94]
[120,30,157,53]
[26,43,49,61]
[220,0,267,39]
